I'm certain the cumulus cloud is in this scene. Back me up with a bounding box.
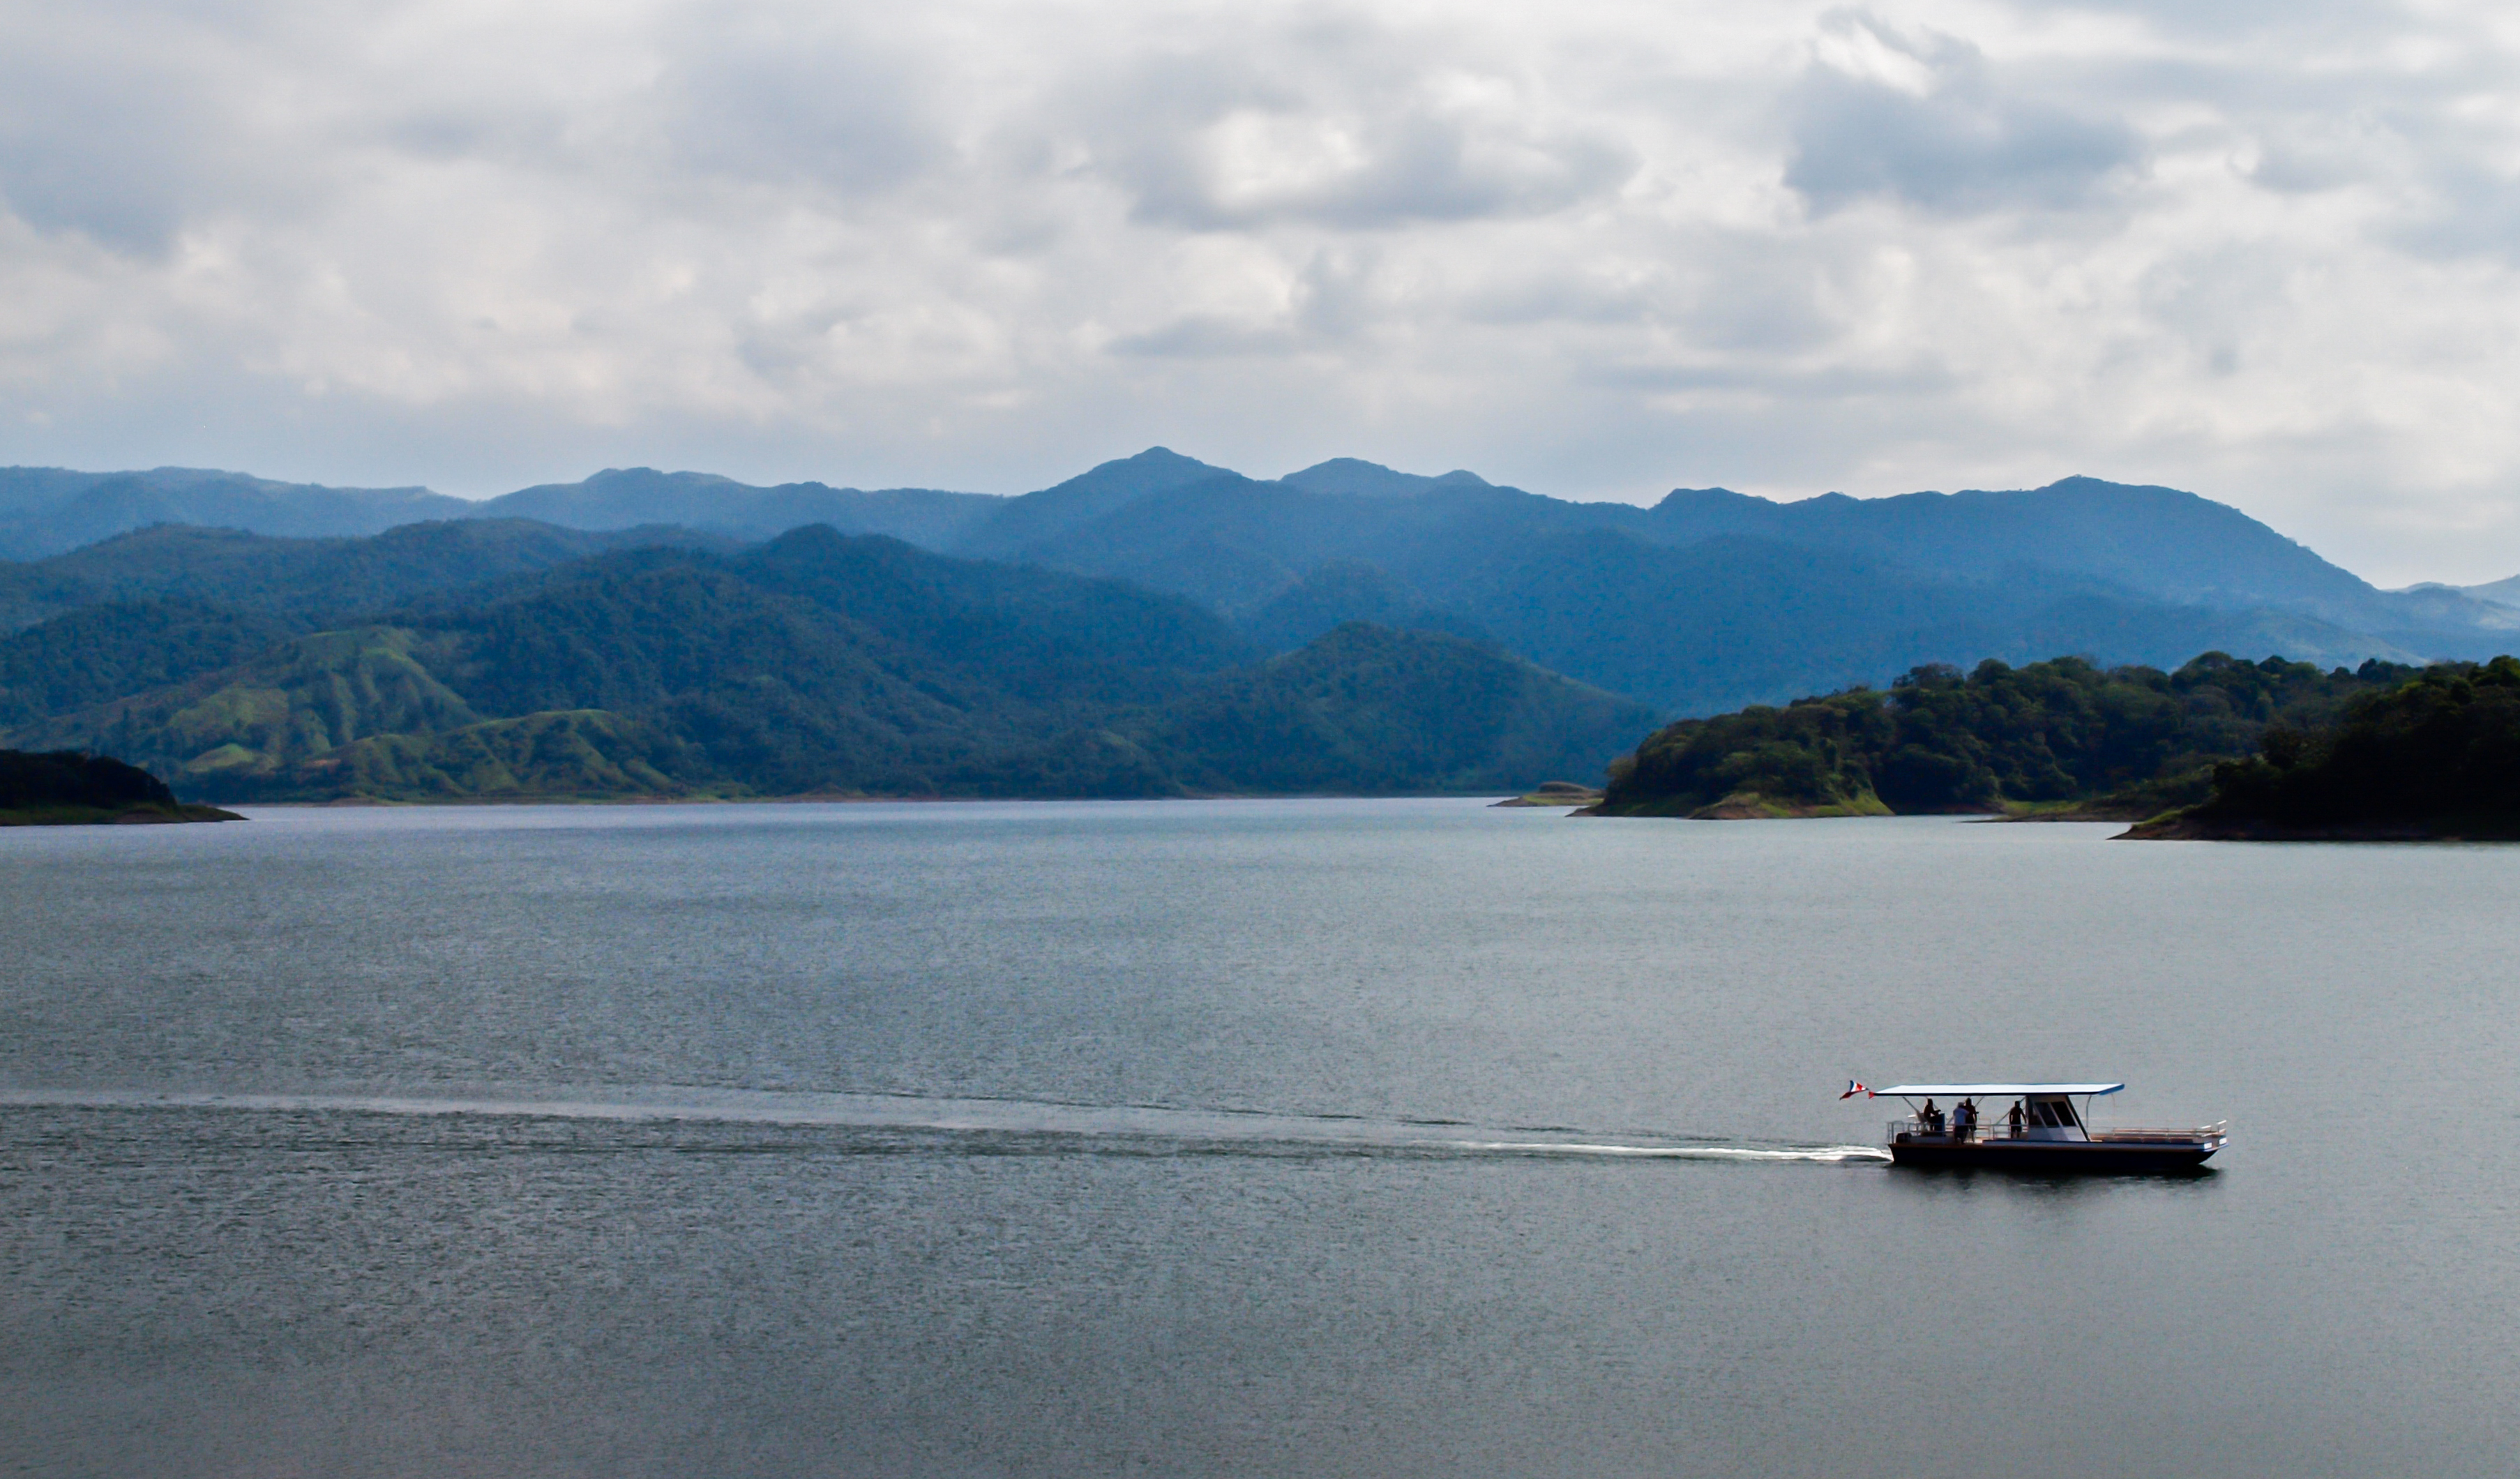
[0,5,308,251]
[3,0,2520,582]
[1060,30,1638,230]
[1786,13,2143,213]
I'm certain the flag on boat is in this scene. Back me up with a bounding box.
[1839,1081,1871,1099]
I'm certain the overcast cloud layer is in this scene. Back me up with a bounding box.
[6,0,2520,583]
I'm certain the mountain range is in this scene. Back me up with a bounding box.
[3,526,1652,802]
[0,465,990,562]
[10,449,2512,716]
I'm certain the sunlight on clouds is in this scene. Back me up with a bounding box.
[1198,112,1375,217]
[1809,13,1940,97]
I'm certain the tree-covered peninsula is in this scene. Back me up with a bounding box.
[1590,653,2413,819]
[2128,656,2520,839]
[0,749,239,825]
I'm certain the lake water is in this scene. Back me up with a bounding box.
[1,800,2513,1477]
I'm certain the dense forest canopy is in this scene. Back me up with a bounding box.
[2150,656,2520,837]
[0,747,234,824]
[1595,653,2419,818]
[3,528,1654,803]
[0,749,174,811]
[0,599,296,730]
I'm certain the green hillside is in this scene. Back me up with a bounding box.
[294,711,713,801]
[12,529,1652,802]
[18,450,2520,718]
[1593,652,2414,819]
[0,599,299,729]
[1153,622,1655,795]
[29,626,480,792]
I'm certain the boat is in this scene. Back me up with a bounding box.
[1848,1081,2227,1172]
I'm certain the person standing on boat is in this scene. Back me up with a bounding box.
[2007,1099,2024,1139]
[1920,1098,1941,1136]
[1956,1097,1977,1142]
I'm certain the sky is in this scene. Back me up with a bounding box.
[5,1,2520,585]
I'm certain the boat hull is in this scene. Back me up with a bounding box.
[1887,1136,2220,1174]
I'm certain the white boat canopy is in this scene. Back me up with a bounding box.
[1870,1083,2125,1097]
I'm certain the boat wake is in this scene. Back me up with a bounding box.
[0,1086,1888,1164]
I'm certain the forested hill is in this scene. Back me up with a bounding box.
[2131,658,2520,839]
[938,453,2516,711]
[1590,654,2417,820]
[0,518,729,632]
[0,749,236,825]
[6,526,1653,803]
[16,450,2520,716]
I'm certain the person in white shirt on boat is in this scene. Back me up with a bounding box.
[1954,1097,1977,1141]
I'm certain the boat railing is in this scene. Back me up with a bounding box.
[2091,1122,2228,1145]
[1887,1119,2226,1145]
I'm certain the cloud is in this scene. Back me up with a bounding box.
[1109,315,1302,359]
[653,8,949,196]
[0,5,305,252]
[1786,13,2143,214]
[4,1,2520,584]
[1057,27,1638,230]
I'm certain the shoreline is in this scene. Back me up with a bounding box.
[0,802,243,827]
[225,790,1537,810]
[2116,813,2520,842]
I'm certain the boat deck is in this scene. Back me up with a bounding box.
[1885,1120,2227,1173]
[1887,1121,2226,1146]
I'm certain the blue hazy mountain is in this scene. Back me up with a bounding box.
[0,464,995,560]
[951,446,1231,559]
[474,467,999,548]
[0,518,729,631]
[1276,458,1497,499]
[1238,560,1492,652]
[964,453,2419,624]
[0,467,471,559]
[13,449,2519,714]
[1635,479,2390,620]
[935,451,2519,711]
[2401,571,2520,614]
[1416,532,2409,717]
[2464,574,2520,608]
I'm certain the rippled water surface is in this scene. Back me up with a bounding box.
[2,800,2514,1477]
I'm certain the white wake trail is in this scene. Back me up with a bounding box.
[0,1087,1889,1164]
[1427,1139,1889,1163]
